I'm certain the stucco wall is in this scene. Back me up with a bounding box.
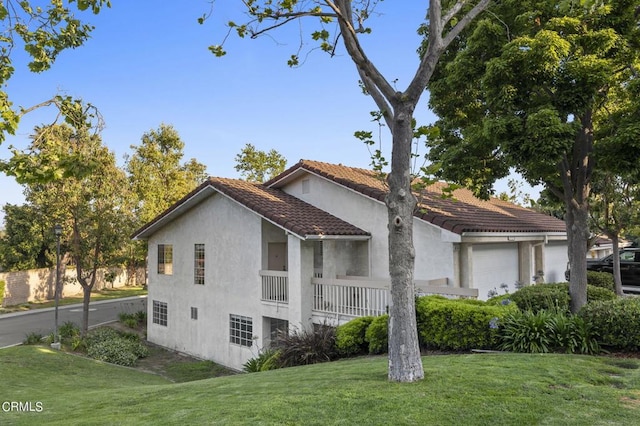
[280,173,460,282]
[544,241,568,283]
[472,243,520,299]
[146,193,264,371]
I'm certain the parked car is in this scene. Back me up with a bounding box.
[585,247,640,288]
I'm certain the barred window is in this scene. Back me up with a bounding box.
[157,244,173,275]
[229,314,253,347]
[194,244,205,285]
[152,300,168,326]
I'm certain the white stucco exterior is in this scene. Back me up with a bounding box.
[140,163,569,370]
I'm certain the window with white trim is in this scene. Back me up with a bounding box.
[152,300,168,326]
[194,244,205,285]
[229,314,253,347]
[157,244,173,275]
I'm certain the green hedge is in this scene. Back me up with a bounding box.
[579,298,640,351]
[335,316,374,356]
[0,280,5,307]
[416,296,516,351]
[509,283,616,313]
[365,314,388,354]
[586,271,615,292]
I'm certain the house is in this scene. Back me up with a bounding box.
[133,160,568,370]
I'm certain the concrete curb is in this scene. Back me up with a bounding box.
[0,295,147,319]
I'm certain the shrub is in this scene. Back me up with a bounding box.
[365,314,388,354]
[335,316,374,357]
[243,349,281,373]
[587,271,615,292]
[499,310,599,354]
[84,326,149,366]
[0,280,5,307]
[59,321,80,339]
[579,298,640,351]
[87,339,139,367]
[510,283,616,313]
[23,332,44,345]
[416,296,514,351]
[274,324,338,368]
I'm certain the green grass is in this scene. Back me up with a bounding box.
[1,346,639,425]
[0,286,147,314]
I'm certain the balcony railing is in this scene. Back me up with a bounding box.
[311,276,478,321]
[260,270,288,303]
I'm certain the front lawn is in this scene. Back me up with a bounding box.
[1,346,638,425]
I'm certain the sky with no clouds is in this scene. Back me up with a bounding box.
[0,1,536,224]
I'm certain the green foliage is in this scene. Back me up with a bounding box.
[579,298,640,351]
[118,311,146,329]
[586,270,615,292]
[0,280,5,306]
[365,314,389,354]
[59,321,80,339]
[0,204,54,271]
[85,327,149,366]
[509,283,615,313]
[234,143,287,183]
[335,316,374,357]
[23,332,44,345]
[243,349,281,373]
[0,1,109,143]
[499,310,599,354]
[274,325,338,368]
[125,124,207,226]
[416,296,514,351]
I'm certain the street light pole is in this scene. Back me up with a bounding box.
[52,224,62,350]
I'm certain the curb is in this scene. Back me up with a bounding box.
[0,295,147,319]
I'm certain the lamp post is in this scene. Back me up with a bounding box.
[52,224,62,350]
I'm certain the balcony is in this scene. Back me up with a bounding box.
[311,276,478,323]
[260,270,288,303]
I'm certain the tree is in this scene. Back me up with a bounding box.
[589,172,640,295]
[234,143,287,183]
[5,124,132,336]
[206,0,490,382]
[125,124,207,226]
[0,204,54,271]
[426,0,640,312]
[0,1,110,142]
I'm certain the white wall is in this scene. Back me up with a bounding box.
[544,241,569,283]
[281,173,459,282]
[147,193,264,371]
[472,243,520,299]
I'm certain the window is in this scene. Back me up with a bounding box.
[152,300,168,326]
[302,178,310,194]
[229,314,253,347]
[157,244,173,275]
[268,317,288,348]
[194,244,205,285]
[191,307,198,320]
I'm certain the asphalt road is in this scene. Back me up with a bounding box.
[0,296,147,348]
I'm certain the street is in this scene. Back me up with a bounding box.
[0,296,147,348]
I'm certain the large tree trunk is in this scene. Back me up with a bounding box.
[565,200,589,312]
[386,103,424,382]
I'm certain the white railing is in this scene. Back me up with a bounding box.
[311,276,478,320]
[260,270,288,303]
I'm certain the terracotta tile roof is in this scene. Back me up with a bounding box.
[132,175,370,240]
[268,160,567,235]
[208,177,370,238]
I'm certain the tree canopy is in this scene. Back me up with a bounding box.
[426,0,640,311]
[0,0,110,142]
[234,143,287,183]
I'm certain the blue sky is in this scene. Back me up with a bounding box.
[0,1,536,224]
